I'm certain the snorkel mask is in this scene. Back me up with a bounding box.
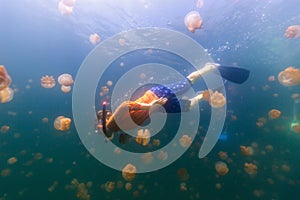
[97,101,112,136]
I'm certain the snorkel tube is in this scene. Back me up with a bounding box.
[102,101,107,135]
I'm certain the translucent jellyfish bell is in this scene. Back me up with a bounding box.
[41,75,55,88]
[61,0,76,7]
[285,25,300,39]
[184,11,203,33]
[215,161,229,176]
[122,163,137,181]
[278,67,300,86]
[58,1,73,15]
[0,65,11,90]
[54,116,71,131]
[89,33,100,45]
[209,91,226,108]
[61,85,72,93]
[0,87,14,103]
[58,73,74,86]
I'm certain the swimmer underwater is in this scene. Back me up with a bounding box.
[96,63,250,144]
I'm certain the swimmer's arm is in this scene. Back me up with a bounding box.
[133,97,168,110]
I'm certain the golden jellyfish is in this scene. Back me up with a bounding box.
[268,109,281,119]
[7,157,17,165]
[177,168,190,181]
[180,182,187,192]
[157,151,168,161]
[196,0,204,8]
[179,134,192,147]
[215,161,229,176]
[292,124,300,133]
[122,163,137,181]
[184,11,203,33]
[152,139,160,146]
[209,91,226,108]
[119,38,126,46]
[0,87,14,103]
[106,80,113,87]
[58,0,74,15]
[244,162,257,175]
[278,67,300,86]
[0,65,11,90]
[285,25,300,39]
[125,182,132,191]
[54,116,71,131]
[240,145,254,156]
[268,75,275,82]
[291,93,300,100]
[218,151,228,160]
[61,85,71,93]
[104,181,115,192]
[141,152,153,164]
[58,73,74,86]
[61,0,76,7]
[136,129,151,146]
[89,33,100,45]
[0,125,10,133]
[1,168,11,177]
[42,117,49,123]
[40,75,55,88]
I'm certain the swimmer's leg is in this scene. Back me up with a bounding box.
[187,63,219,84]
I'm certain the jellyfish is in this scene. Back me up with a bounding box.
[58,0,73,15]
[141,152,153,164]
[61,0,76,7]
[152,139,160,146]
[278,67,300,86]
[184,11,203,33]
[284,25,300,39]
[244,162,257,175]
[180,182,187,191]
[177,168,189,181]
[268,109,281,119]
[179,134,192,147]
[58,73,74,86]
[135,129,151,146]
[0,125,10,134]
[122,163,137,181]
[218,151,228,160]
[292,124,300,133]
[125,182,132,191]
[196,0,204,8]
[208,91,226,108]
[0,87,14,103]
[89,33,100,45]
[54,116,71,131]
[40,75,55,88]
[107,80,113,87]
[104,181,115,192]
[240,146,254,156]
[215,161,229,176]
[157,151,168,161]
[61,85,71,93]
[0,65,11,91]
[7,157,17,165]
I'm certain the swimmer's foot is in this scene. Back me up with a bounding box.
[187,63,219,84]
[189,90,212,109]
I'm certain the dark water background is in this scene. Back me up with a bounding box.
[1,0,300,199]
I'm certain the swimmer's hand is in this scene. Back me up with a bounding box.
[151,97,168,106]
[137,97,167,110]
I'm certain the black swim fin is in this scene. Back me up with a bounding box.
[217,66,250,84]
